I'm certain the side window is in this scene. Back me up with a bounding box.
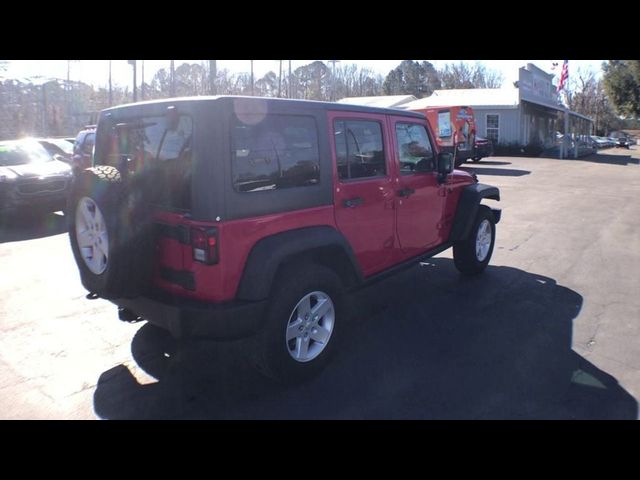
[82,133,95,154]
[334,119,386,181]
[231,115,320,192]
[395,123,435,174]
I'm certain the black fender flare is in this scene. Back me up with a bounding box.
[236,226,363,301]
[449,183,501,242]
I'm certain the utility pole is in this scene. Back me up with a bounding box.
[42,83,48,136]
[209,60,217,95]
[108,60,113,107]
[141,60,145,100]
[250,60,254,96]
[595,94,599,136]
[128,60,137,102]
[66,61,70,125]
[288,60,292,98]
[328,60,339,101]
[170,60,175,97]
[278,60,282,98]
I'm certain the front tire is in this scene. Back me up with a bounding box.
[250,264,345,384]
[453,206,496,275]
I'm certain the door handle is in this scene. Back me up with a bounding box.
[343,197,364,208]
[397,187,415,198]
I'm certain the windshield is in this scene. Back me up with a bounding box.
[41,138,73,155]
[0,141,54,166]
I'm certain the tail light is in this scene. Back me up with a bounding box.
[190,227,219,264]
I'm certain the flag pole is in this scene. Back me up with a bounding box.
[556,60,569,159]
[564,103,569,159]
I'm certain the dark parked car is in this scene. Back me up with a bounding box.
[614,136,632,149]
[0,139,73,217]
[472,136,493,162]
[609,131,632,149]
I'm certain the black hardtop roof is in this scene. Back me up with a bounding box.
[100,95,427,119]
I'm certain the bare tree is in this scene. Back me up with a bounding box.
[568,67,620,135]
[332,63,383,100]
[439,62,504,89]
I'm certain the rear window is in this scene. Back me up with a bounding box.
[231,114,320,193]
[98,114,193,211]
[101,116,191,165]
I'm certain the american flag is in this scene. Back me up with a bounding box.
[556,60,568,93]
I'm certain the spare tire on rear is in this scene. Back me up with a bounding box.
[68,166,155,299]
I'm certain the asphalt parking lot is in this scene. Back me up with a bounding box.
[1,147,639,419]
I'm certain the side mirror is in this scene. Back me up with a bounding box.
[437,152,454,175]
[52,153,65,162]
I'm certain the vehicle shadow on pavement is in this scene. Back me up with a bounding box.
[547,151,639,166]
[459,166,531,177]
[0,211,67,244]
[93,259,638,419]
[470,160,512,166]
[583,152,639,166]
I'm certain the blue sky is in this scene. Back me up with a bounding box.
[1,60,605,89]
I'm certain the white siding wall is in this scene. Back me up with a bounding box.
[473,108,521,145]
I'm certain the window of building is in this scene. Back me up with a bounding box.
[231,115,320,192]
[334,119,386,180]
[486,114,499,143]
[395,123,435,174]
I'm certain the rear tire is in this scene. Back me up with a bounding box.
[453,206,496,275]
[250,263,345,384]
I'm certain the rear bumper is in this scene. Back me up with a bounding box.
[113,293,268,340]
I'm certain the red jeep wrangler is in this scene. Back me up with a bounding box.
[67,96,501,382]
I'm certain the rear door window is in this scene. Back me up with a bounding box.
[333,119,386,181]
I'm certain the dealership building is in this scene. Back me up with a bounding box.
[400,63,593,156]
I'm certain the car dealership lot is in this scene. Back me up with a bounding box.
[1,148,639,419]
